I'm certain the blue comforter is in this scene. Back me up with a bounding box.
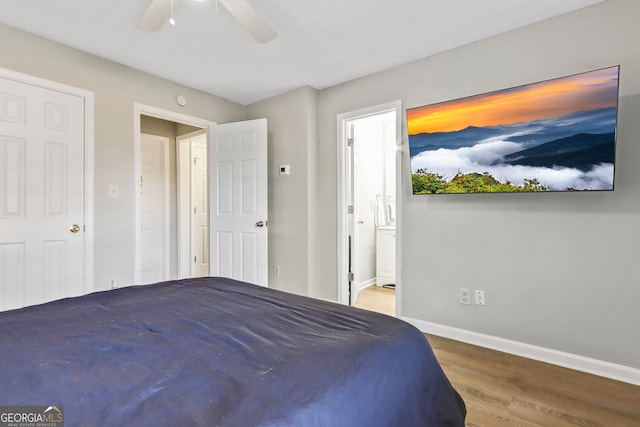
[0,277,465,426]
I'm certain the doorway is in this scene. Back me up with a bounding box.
[134,104,215,285]
[134,104,269,287]
[337,101,402,315]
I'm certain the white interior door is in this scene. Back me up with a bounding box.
[139,133,169,285]
[177,131,209,278]
[347,124,358,305]
[0,76,86,311]
[210,118,268,286]
[191,136,208,277]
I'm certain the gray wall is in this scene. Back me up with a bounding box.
[0,24,246,290]
[247,86,319,296]
[315,0,640,369]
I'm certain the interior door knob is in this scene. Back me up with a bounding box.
[255,221,265,228]
[69,224,80,233]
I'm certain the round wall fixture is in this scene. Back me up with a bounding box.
[176,95,188,107]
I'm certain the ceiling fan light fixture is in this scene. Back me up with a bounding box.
[169,0,176,26]
[137,0,276,43]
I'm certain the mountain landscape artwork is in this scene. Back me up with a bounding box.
[407,66,620,194]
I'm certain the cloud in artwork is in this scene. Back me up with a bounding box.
[410,139,614,191]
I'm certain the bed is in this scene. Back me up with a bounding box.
[0,277,466,426]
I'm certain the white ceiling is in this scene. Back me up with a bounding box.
[0,0,604,105]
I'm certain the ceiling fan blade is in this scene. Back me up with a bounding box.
[218,0,277,43]
[137,0,177,31]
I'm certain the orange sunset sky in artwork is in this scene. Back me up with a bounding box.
[407,66,619,135]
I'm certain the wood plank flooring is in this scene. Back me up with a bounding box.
[355,286,640,427]
[354,285,395,316]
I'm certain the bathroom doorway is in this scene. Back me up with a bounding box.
[337,101,402,315]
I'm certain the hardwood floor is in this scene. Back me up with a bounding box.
[354,285,396,316]
[429,335,640,427]
[355,286,640,427]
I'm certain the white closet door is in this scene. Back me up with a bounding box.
[191,137,209,277]
[139,133,169,285]
[0,76,85,310]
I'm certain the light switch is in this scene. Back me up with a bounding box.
[108,185,119,199]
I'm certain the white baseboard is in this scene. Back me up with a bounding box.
[403,317,640,387]
[356,278,376,291]
[352,278,376,306]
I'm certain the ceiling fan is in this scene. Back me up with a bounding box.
[137,0,277,43]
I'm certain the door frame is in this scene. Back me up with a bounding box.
[133,103,216,284]
[337,100,402,313]
[0,66,95,295]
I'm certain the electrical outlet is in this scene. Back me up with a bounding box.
[279,165,290,175]
[273,265,280,277]
[459,288,471,305]
[474,289,486,305]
